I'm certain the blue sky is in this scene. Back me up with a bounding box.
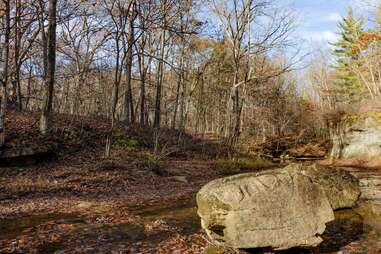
[199,0,377,52]
[288,0,376,89]
[293,0,346,44]
[293,0,376,46]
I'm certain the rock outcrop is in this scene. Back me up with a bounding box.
[331,115,381,160]
[0,147,54,166]
[341,167,381,203]
[196,164,360,250]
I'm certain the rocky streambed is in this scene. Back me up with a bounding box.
[0,165,380,253]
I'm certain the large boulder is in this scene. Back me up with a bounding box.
[331,115,381,160]
[196,164,361,250]
[292,164,361,210]
[197,167,335,250]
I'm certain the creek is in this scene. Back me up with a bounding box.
[0,167,380,253]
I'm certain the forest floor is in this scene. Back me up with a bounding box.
[0,111,275,253]
[0,158,216,253]
[1,112,380,254]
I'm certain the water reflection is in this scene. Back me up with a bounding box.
[314,209,364,253]
[0,201,380,253]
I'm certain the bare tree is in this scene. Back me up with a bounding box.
[40,0,57,134]
[121,0,138,124]
[58,5,108,115]
[208,0,296,150]
[10,0,41,111]
[0,0,10,146]
[102,0,131,157]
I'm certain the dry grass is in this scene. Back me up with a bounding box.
[214,156,272,175]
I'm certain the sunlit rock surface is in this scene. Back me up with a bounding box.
[331,116,381,160]
[197,164,361,250]
[197,166,335,250]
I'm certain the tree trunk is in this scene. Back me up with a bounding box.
[38,0,48,78]
[138,47,146,126]
[0,0,10,147]
[154,3,166,129]
[122,2,136,125]
[172,50,184,129]
[105,31,124,157]
[179,73,187,131]
[25,65,33,110]
[14,0,22,111]
[154,29,166,128]
[227,68,241,149]
[40,0,57,135]
[172,74,181,129]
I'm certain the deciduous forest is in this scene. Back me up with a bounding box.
[0,0,380,253]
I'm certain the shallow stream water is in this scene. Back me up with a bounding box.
[0,200,380,253]
[0,172,380,253]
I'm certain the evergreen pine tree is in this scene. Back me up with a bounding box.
[332,7,366,103]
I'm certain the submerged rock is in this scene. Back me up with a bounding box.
[196,164,361,251]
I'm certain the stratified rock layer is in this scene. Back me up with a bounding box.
[331,116,381,160]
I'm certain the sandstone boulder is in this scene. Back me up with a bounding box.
[197,164,361,250]
[293,164,361,210]
[197,167,335,250]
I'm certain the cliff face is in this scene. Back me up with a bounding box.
[331,115,381,160]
